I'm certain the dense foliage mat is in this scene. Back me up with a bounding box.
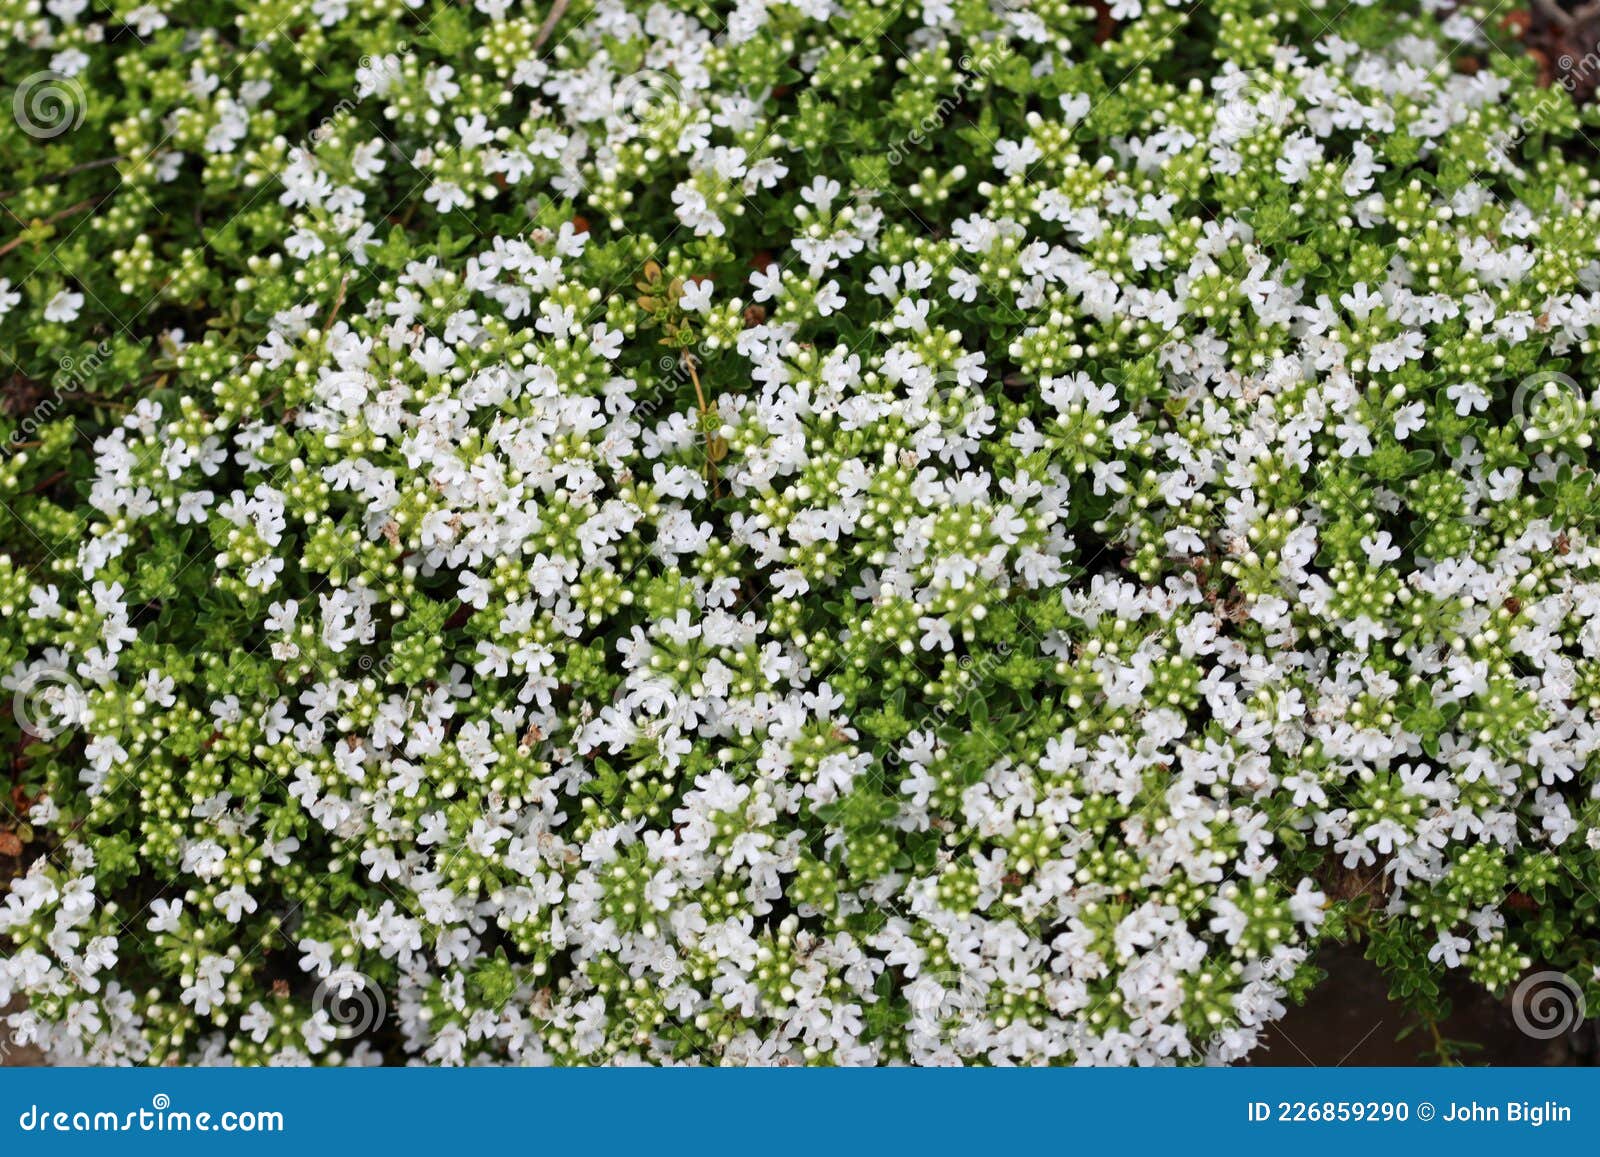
[2,0,1599,1064]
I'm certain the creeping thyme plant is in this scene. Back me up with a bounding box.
[2,0,1600,1066]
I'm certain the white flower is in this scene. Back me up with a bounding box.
[44,290,84,323]
[680,279,713,312]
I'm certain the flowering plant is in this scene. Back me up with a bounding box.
[2,0,1599,1065]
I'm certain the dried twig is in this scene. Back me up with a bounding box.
[0,156,125,201]
[321,274,351,332]
[0,197,100,258]
[533,0,570,50]
[1531,0,1575,29]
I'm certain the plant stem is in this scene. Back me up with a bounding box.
[681,349,721,497]
[0,197,102,258]
[533,0,570,49]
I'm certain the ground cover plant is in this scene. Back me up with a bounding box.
[2,0,1600,1065]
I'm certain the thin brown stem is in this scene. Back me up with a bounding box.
[533,0,571,50]
[1531,0,1576,28]
[0,197,101,259]
[0,156,125,200]
[322,274,351,333]
[62,392,130,411]
[681,350,722,497]
[682,349,709,415]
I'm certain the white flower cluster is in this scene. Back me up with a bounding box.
[3,0,1599,1065]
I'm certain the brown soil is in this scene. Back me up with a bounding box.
[1,1000,43,1067]
[1251,944,1594,1066]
